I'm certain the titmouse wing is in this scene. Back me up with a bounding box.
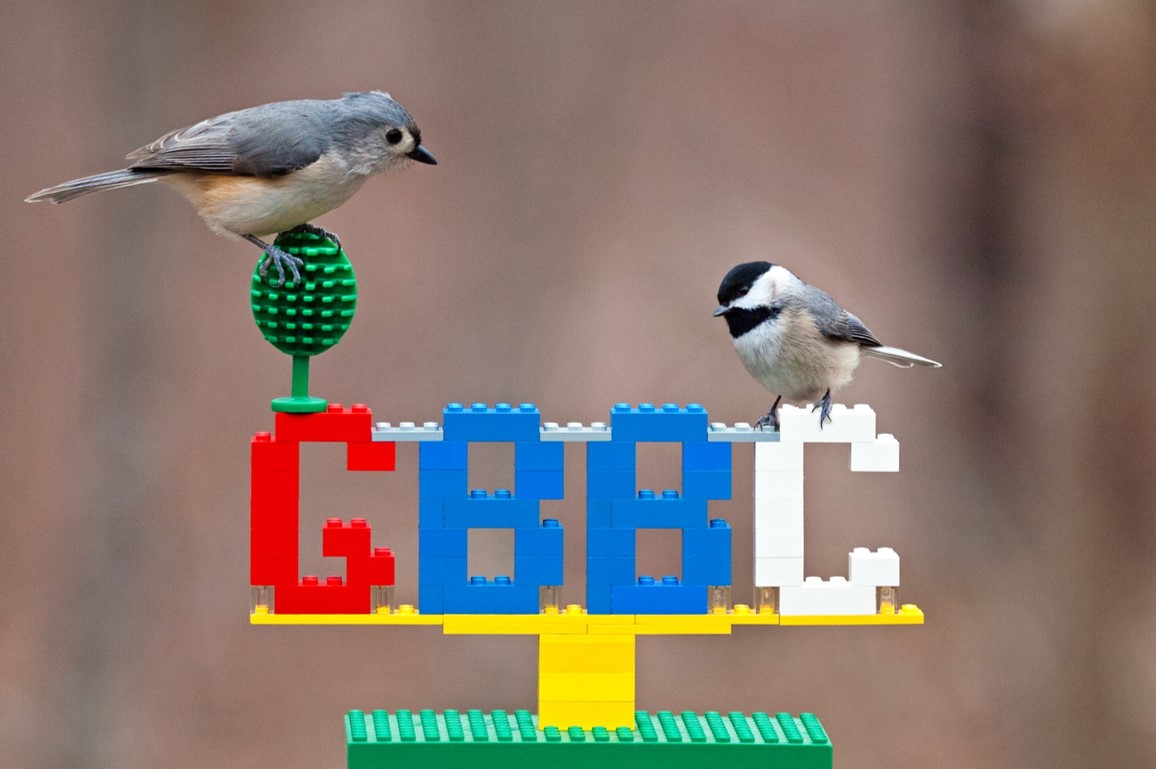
[126,100,327,178]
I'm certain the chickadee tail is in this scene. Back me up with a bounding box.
[24,168,171,204]
[863,345,942,368]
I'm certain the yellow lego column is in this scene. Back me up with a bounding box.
[538,634,636,729]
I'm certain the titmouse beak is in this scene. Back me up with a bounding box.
[408,145,437,165]
[712,305,729,317]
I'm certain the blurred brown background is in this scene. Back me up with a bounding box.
[2,2,1155,768]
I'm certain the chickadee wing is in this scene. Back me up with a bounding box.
[818,309,884,348]
[126,101,326,178]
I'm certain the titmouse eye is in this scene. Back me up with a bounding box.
[386,129,404,145]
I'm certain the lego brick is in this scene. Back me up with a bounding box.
[442,581,538,614]
[682,441,732,472]
[417,584,444,614]
[275,403,373,442]
[847,547,900,586]
[417,556,467,586]
[608,402,709,443]
[322,518,372,557]
[777,603,924,626]
[251,526,296,557]
[587,556,636,586]
[418,498,445,528]
[251,554,296,585]
[443,492,540,528]
[754,441,805,471]
[585,589,613,614]
[538,634,635,673]
[754,557,805,586]
[587,528,635,558]
[754,497,805,528]
[683,520,731,558]
[276,577,369,614]
[441,612,590,635]
[515,556,563,584]
[536,701,637,730]
[754,470,804,500]
[418,441,468,470]
[754,528,804,558]
[347,441,397,471]
[682,555,731,586]
[586,441,636,472]
[778,403,876,444]
[610,493,706,529]
[611,581,706,614]
[251,432,299,471]
[367,548,395,585]
[850,434,900,472]
[442,402,541,442]
[587,470,634,500]
[418,469,468,500]
[779,577,875,616]
[372,421,443,441]
[514,441,565,471]
[514,470,564,499]
[540,422,612,441]
[420,527,468,558]
[682,470,732,499]
[707,422,782,442]
[514,521,564,559]
[538,672,635,701]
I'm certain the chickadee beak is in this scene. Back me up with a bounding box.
[712,305,730,317]
[408,145,437,165]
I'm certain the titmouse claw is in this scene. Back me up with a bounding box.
[245,234,304,287]
[287,223,341,253]
[812,389,833,428]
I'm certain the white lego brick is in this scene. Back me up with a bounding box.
[848,547,900,586]
[540,422,612,441]
[754,557,805,586]
[778,403,876,444]
[708,422,782,442]
[754,469,804,500]
[754,441,804,470]
[850,434,900,472]
[779,577,875,615]
[372,422,443,441]
[754,497,804,528]
[754,527,804,558]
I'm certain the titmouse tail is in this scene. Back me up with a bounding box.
[25,168,172,204]
[863,345,942,368]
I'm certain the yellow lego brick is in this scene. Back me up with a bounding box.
[778,604,925,626]
[727,611,780,625]
[539,672,635,701]
[539,634,635,674]
[538,700,636,730]
[583,614,638,627]
[441,613,590,635]
[248,612,444,626]
[631,615,734,634]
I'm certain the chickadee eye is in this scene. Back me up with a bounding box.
[386,129,404,145]
[737,286,750,297]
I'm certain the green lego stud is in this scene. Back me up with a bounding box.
[250,230,357,413]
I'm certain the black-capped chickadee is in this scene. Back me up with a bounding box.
[714,261,941,430]
[26,91,436,286]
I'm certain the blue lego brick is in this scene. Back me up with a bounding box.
[683,520,732,558]
[419,469,468,500]
[586,499,614,528]
[514,441,564,471]
[588,470,635,500]
[443,581,539,614]
[682,441,732,472]
[420,527,468,557]
[683,470,732,500]
[611,492,707,529]
[443,491,541,529]
[515,556,563,584]
[418,498,444,528]
[611,580,707,614]
[418,584,444,614]
[587,441,636,472]
[587,528,636,558]
[442,402,541,442]
[514,469,564,499]
[609,403,709,443]
[587,556,636,586]
[586,587,613,614]
[514,521,564,559]
[418,556,467,586]
[683,556,731,586]
[418,441,469,470]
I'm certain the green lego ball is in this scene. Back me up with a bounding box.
[250,231,357,357]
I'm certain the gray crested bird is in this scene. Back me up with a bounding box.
[25,91,436,286]
[714,261,941,430]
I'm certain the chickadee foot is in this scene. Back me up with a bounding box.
[258,247,304,287]
[754,395,783,432]
[812,389,833,428]
[286,223,341,253]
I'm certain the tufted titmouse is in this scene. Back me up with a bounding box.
[25,91,436,285]
[714,261,941,430]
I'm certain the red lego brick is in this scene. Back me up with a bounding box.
[251,555,297,585]
[368,547,396,585]
[347,440,396,471]
[251,432,300,471]
[251,526,297,557]
[322,518,372,557]
[275,577,371,614]
[275,403,373,443]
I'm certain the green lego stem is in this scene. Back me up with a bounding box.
[292,355,310,398]
[271,355,328,413]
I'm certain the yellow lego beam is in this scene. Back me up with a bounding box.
[777,604,924,626]
[538,634,637,729]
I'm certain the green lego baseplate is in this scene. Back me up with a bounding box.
[346,709,832,769]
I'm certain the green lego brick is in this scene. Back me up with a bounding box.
[346,709,831,769]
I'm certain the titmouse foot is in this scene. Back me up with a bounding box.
[812,389,833,428]
[286,223,341,253]
[755,395,782,432]
[244,234,304,287]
